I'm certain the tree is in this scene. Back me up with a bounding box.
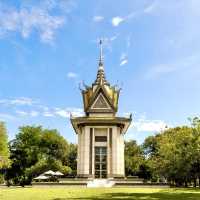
[125,140,144,176]
[6,126,43,185]
[0,122,10,168]
[40,129,69,162]
[189,117,200,187]
[158,127,194,186]
[143,135,160,158]
[142,135,161,182]
[64,143,77,176]
[0,122,10,183]
[7,126,72,185]
[143,124,200,187]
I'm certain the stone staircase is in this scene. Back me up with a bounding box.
[87,179,115,188]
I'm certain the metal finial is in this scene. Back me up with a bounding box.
[99,39,104,69]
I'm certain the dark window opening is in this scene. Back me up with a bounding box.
[95,136,107,142]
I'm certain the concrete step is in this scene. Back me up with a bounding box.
[87,179,115,188]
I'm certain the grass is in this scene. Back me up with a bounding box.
[0,187,200,200]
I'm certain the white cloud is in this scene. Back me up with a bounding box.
[54,107,83,118]
[30,111,39,117]
[120,53,128,66]
[111,11,137,27]
[111,16,124,27]
[38,105,49,111]
[0,113,15,120]
[11,97,36,105]
[120,53,127,61]
[120,59,128,66]
[15,107,83,118]
[67,72,78,78]
[16,110,28,116]
[16,110,39,117]
[143,1,157,13]
[0,1,76,43]
[145,55,200,79]
[111,1,159,27]
[69,108,83,117]
[127,112,168,133]
[43,111,55,117]
[55,108,69,118]
[93,16,104,22]
[0,97,36,106]
[1,96,83,120]
[110,35,118,41]
[126,33,134,49]
[134,120,167,132]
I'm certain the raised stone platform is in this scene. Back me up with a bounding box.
[32,177,169,188]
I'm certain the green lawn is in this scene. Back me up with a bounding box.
[1,187,200,200]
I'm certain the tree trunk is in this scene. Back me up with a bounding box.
[185,181,188,187]
[194,178,197,187]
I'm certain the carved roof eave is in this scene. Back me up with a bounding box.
[82,89,89,112]
[70,116,132,135]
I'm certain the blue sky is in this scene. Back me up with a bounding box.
[0,0,200,144]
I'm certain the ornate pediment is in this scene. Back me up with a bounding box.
[91,93,111,109]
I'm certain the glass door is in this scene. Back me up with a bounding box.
[95,147,107,178]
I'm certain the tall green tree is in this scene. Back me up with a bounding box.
[0,122,10,183]
[125,140,144,176]
[142,135,162,181]
[143,122,200,187]
[189,117,200,187]
[0,122,10,169]
[40,129,69,162]
[64,143,77,175]
[158,127,194,186]
[7,126,72,185]
[7,126,43,185]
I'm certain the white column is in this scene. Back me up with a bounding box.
[77,132,81,175]
[107,127,110,177]
[112,126,117,176]
[92,127,95,177]
[118,128,125,176]
[111,126,125,177]
[77,128,84,175]
[82,126,90,175]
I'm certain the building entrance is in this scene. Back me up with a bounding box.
[95,147,107,178]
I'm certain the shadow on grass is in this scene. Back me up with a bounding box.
[53,190,200,200]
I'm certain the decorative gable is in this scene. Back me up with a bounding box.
[91,93,111,109]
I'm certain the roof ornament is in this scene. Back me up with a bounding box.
[79,82,83,91]
[83,81,90,89]
[99,39,104,70]
[79,81,90,91]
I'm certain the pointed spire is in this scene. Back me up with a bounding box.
[99,39,104,70]
[94,38,109,85]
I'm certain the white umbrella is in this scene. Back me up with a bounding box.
[44,170,56,176]
[34,175,49,180]
[54,171,64,176]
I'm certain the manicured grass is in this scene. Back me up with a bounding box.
[1,187,200,200]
